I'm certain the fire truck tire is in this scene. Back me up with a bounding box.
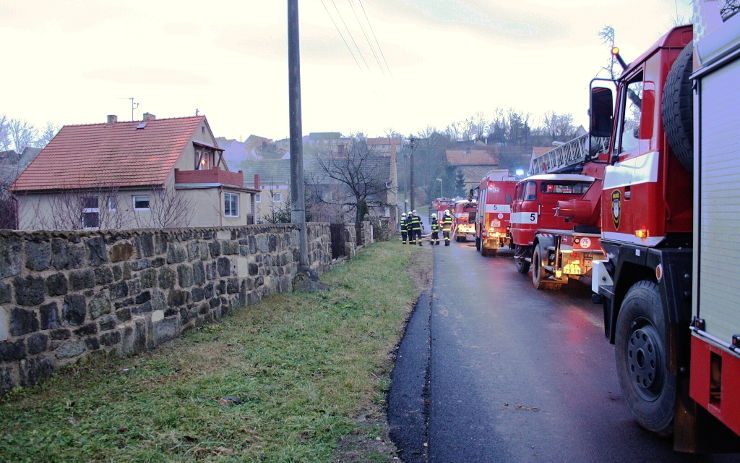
[662,42,693,172]
[615,281,676,435]
[531,247,547,290]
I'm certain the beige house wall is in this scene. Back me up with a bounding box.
[173,119,222,172]
[254,185,288,223]
[178,187,251,227]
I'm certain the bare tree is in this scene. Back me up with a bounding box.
[0,182,17,229]
[134,186,194,229]
[0,116,10,151]
[35,123,60,148]
[542,112,577,141]
[598,25,617,79]
[8,119,37,153]
[313,136,391,223]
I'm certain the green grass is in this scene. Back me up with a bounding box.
[0,242,422,463]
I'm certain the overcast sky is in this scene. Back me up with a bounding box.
[1,0,692,141]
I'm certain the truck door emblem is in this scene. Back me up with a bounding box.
[611,190,621,229]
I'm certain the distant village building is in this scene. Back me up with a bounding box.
[11,115,257,230]
[445,141,500,192]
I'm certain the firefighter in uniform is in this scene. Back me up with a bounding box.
[400,213,408,244]
[410,210,423,246]
[430,215,440,245]
[441,209,453,246]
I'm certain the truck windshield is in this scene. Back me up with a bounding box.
[541,182,591,194]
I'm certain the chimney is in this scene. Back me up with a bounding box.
[142,112,156,121]
[107,115,118,124]
[254,174,260,190]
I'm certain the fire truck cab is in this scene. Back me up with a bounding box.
[474,174,517,256]
[511,173,605,289]
[452,199,477,242]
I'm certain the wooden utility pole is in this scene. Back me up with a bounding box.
[409,136,416,210]
[288,0,309,273]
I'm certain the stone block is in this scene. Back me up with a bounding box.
[25,240,51,271]
[0,339,25,361]
[187,241,201,261]
[121,320,146,354]
[94,267,114,286]
[0,282,10,304]
[227,278,239,294]
[98,314,117,331]
[10,307,38,336]
[216,230,230,240]
[191,287,204,302]
[88,292,111,319]
[206,263,217,280]
[109,242,134,263]
[0,366,16,392]
[127,279,142,296]
[166,244,187,264]
[0,237,22,279]
[100,331,121,347]
[85,236,108,266]
[44,273,68,297]
[56,339,86,358]
[151,290,167,311]
[13,276,45,306]
[192,261,205,285]
[154,234,168,255]
[154,317,179,345]
[256,235,269,252]
[39,302,60,330]
[135,235,155,258]
[248,263,259,276]
[116,307,132,322]
[167,289,189,307]
[62,294,86,325]
[177,264,193,287]
[140,268,157,289]
[217,257,230,277]
[69,269,96,291]
[135,291,151,305]
[209,241,221,258]
[85,337,100,351]
[158,267,176,289]
[114,297,134,309]
[248,235,257,254]
[22,356,54,386]
[49,329,71,340]
[222,240,239,255]
[199,242,210,261]
[122,262,132,280]
[135,259,150,271]
[151,257,165,268]
[27,333,48,355]
[74,323,97,336]
[269,235,277,252]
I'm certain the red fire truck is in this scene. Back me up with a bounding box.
[510,144,607,290]
[587,2,739,451]
[430,198,454,223]
[473,172,517,256]
[452,199,477,242]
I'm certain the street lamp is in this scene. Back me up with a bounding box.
[436,178,443,198]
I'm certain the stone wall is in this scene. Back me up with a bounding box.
[0,223,333,393]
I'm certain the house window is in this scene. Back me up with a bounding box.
[133,195,150,210]
[107,196,117,211]
[224,192,239,217]
[272,192,282,202]
[82,197,99,229]
[255,193,261,203]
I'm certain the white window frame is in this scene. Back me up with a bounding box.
[272,191,283,202]
[255,193,261,203]
[133,195,150,211]
[224,192,239,217]
[107,196,117,212]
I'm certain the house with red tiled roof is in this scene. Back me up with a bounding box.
[11,114,258,230]
[445,142,500,191]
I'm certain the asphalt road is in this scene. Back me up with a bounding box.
[389,239,740,463]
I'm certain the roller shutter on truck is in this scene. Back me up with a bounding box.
[693,39,740,350]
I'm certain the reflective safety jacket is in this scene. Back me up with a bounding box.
[409,214,422,231]
[431,221,439,233]
[400,217,408,232]
[441,215,453,231]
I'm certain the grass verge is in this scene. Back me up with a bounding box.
[0,241,427,463]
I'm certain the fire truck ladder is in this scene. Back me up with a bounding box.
[529,134,609,175]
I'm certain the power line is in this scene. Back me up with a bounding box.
[347,0,384,75]
[330,0,370,70]
[357,0,391,76]
[320,0,363,71]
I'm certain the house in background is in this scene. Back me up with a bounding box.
[11,114,258,230]
[0,147,43,187]
[445,142,500,192]
[240,159,291,223]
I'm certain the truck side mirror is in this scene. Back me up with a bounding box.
[590,87,613,138]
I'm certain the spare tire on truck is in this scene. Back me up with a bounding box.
[662,43,693,172]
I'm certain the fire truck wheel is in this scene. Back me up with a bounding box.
[662,42,693,172]
[531,247,547,290]
[514,250,530,273]
[615,281,676,435]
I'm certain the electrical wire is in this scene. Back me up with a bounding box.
[357,0,391,76]
[347,0,385,75]
[330,0,370,70]
[319,0,364,71]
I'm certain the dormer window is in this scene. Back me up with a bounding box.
[195,148,214,170]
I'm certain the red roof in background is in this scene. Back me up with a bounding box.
[532,146,552,157]
[11,116,206,192]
